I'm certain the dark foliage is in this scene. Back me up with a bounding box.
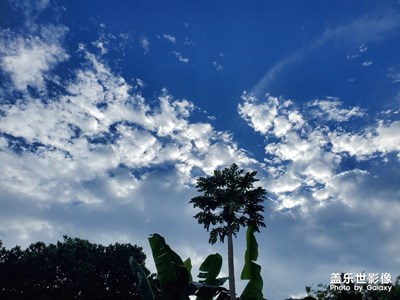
[190,163,267,245]
[190,163,267,300]
[0,236,153,300]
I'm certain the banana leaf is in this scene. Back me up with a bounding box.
[198,253,223,283]
[184,257,192,283]
[240,226,263,300]
[148,233,190,300]
[148,233,186,285]
[128,256,155,300]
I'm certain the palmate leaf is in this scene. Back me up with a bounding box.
[240,226,263,300]
[198,253,223,283]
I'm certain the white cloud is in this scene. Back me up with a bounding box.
[213,61,224,72]
[329,120,400,158]
[92,40,108,55]
[173,51,189,63]
[359,43,368,52]
[346,53,358,59]
[238,93,279,134]
[362,60,373,66]
[0,40,257,230]
[140,35,150,54]
[163,33,176,44]
[9,0,51,21]
[387,65,400,83]
[238,93,400,217]
[0,26,69,91]
[308,99,365,121]
[184,39,195,46]
[91,31,117,56]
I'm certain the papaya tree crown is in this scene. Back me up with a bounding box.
[189,163,267,244]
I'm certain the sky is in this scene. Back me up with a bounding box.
[1,1,400,299]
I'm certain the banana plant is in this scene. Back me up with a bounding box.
[240,226,263,300]
[128,256,155,300]
[194,253,229,300]
[129,233,229,300]
[148,233,190,300]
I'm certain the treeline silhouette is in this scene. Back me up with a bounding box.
[0,236,156,300]
[2,237,399,300]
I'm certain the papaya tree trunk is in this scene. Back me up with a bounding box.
[227,221,236,300]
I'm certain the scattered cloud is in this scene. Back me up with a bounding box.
[92,38,109,55]
[140,35,150,54]
[163,33,177,44]
[0,25,69,92]
[362,60,373,66]
[91,29,128,56]
[184,39,195,46]
[359,43,368,52]
[135,78,145,89]
[212,61,224,72]
[329,120,400,159]
[238,92,400,213]
[252,14,400,97]
[346,43,368,60]
[87,25,133,58]
[387,65,400,83]
[346,53,358,59]
[308,99,365,121]
[173,51,189,63]
[9,0,51,25]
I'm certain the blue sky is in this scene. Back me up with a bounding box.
[1,1,400,299]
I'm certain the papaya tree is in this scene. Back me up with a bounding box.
[189,163,267,300]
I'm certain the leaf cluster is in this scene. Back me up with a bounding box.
[130,233,229,300]
[0,236,151,300]
[190,163,266,244]
[131,230,266,300]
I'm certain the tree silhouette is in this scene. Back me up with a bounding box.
[189,163,267,300]
[0,236,153,300]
